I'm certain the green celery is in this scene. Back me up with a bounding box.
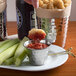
[4,57,14,65]
[0,39,20,53]
[0,43,19,65]
[15,50,27,66]
[14,37,28,58]
[0,39,11,47]
[14,37,28,66]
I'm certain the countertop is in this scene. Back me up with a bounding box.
[0,22,76,76]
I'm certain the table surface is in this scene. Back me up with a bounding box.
[0,22,76,76]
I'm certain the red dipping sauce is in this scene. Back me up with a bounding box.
[27,43,48,49]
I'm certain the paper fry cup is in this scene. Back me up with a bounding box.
[36,4,71,18]
[0,0,6,13]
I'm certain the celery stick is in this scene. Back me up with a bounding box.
[0,39,20,53]
[4,57,14,65]
[0,39,11,47]
[15,50,27,66]
[0,43,19,65]
[14,37,28,58]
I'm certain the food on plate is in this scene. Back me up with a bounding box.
[26,28,49,65]
[0,39,20,53]
[39,0,71,9]
[0,29,47,66]
[15,49,27,66]
[28,28,46,41]
[0,37,29,66]
[0,39,10,47]
[4,57,14,65]
[0,43,19,65]
[14,37,28,66]
[27,28,48,49]
[27,43,48,49]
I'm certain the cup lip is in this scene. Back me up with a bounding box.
[24,40,51,51]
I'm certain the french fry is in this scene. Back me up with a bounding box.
[39,0,71,9]
[54,0,65,9]
[47,0,54,9]
[39,0,44,7]
[42,3,48,8]
[43,0,49,4]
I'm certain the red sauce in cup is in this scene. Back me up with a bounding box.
[27,43,48,49]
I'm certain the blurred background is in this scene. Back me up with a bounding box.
[7,0,76,22]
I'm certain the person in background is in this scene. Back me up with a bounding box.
[24,0,39,8]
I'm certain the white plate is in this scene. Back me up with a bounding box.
[0,45,68,71]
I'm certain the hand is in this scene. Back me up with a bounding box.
[24,0,39,8]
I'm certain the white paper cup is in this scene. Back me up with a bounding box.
[24,40,50,66]
[0,0,6,13]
